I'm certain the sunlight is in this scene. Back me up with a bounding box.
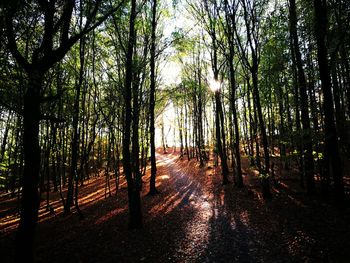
[1,0,348,261]
[160,61,182,85]
[209,79,221,92]
[149,191,181,215]
[159,174,170,180]
[95,208,127,225]
[155,102,177,147]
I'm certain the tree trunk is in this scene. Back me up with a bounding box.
[66,36,85,214]
[15,73,42,262]
[148,0,158,195]
[228,49,243,187]
[252,66,271,198]
[313,0,344,200]
[289,0,315,194]
[214,90,230,184]
[0,111,12,163]
[123,0,142,229]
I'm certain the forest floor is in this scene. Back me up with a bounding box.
[1,150,350,262]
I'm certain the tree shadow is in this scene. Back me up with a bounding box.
[198,185,256,263]
[1,153,350,263]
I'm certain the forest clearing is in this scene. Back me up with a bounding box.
[1,0,350,262]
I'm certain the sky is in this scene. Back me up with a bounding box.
[154,0,215,148]
[160,0,192,87]
[155,0,189,147]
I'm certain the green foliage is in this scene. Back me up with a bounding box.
[258,172,270,180]
[312,151,323,160]
[172,30,191,54]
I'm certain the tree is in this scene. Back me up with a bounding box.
[313,0,344,200]
[201,0,230,184]
[2,0,125,260]
[222,0,244,187]
[122,0,143,229]
[289,0,315,194]
[235,0,271,198]
[148,0,159,195]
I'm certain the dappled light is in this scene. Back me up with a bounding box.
[1,151,350,262]
[158,174,170,180]
[0,0,349,262]
[95,208,127,225]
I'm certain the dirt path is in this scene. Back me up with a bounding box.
[153,154,258,262]
[1,152,350,262]
[145,153,350,263]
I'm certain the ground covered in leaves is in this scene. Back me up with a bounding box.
[1,150,350,262]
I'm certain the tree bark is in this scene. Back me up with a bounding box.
[214,89,230,185]
[313,0,344,200]
[228,49,243,187]
[252,65,271,198]
[15,73,42,262]
[289,0,315,194]
[148,0,158,195]
[123,0,142,228]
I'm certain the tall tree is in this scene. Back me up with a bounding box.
[203,0,230,184]
[288,0,315,194]
[223,0,244,187]
[235,0,271,197]
[148,0,159,195]
[122,0,143,228]
[313,0,344,200]
[2,1,125,260]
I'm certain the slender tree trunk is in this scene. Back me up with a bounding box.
[131,43,143,192]
[177,106,184,158]
[289,26,304,187]
[51,122,58,192]
[247,79,255,166]
[313,0,344,200]
[66,36,85,214]
[252,66,271,198]
[214,89,230,184]
[289,0,315,193]
[0,111,12,163]
[123,0,142,229]
[277,77,286,170]
[228,49,243,187]
[148,0,158,195]
[184,103,190,160]
[212,37,229,184]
